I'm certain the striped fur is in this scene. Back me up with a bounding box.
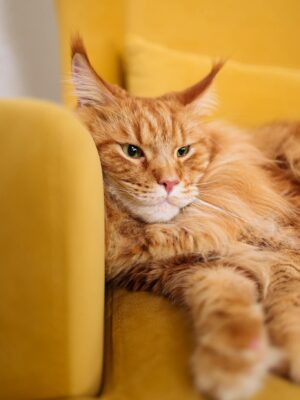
[72,39,300,400]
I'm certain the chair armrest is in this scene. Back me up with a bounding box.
[0,100,104,399]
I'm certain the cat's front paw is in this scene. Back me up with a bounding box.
[191,345,277,400]
[191,307,280,400]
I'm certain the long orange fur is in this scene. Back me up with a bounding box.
[71,38,300,400]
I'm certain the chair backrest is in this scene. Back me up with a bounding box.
[56,0,300,105]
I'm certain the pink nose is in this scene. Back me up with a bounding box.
[160,180,179,194]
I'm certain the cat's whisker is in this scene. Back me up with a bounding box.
[195,180,220,187]
[194,198,245,222]
[193,188,217,194]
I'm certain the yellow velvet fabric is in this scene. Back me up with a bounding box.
[101,290,300,400]
[53,1,300,399]
[126,36,300,126]
[56,0,300,105]
[0,100,105,399]
[126,0,300,69]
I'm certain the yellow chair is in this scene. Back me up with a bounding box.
[1,1,300,399]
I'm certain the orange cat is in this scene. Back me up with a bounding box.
[71,38,300,400]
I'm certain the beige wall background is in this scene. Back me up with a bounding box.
[0,0,61,102]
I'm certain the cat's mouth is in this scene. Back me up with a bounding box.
[165,194,196,209]
[132,196,195,223]
[107,180,196,222]
[118,190,185,222]
[144,195,177,207]
[135,194,194,209]
[135,200,180,223]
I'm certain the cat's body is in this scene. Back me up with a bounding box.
[72,38,300,400]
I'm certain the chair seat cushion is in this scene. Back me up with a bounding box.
[103,289,300,400]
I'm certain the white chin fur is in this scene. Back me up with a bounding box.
[106,181,194,223]
[132,201,180,223]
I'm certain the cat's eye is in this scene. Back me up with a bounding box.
[122,144,144,159]
[177,145,190,158]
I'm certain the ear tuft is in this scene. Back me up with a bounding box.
[71,35,117,106]
[71,35,89,61]
[178,61,224,106]
[172,60,225,116]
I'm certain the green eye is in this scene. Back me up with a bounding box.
[122,144,144,159]
[177,145,190,158]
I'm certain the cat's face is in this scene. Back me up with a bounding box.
[72,39,221,223]
[86,97,214,222]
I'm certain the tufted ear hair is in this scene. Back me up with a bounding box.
[168,61,224,116]
[71,36,124,106]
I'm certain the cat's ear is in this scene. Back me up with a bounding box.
[71,37,122,106]
[172,62,224,115]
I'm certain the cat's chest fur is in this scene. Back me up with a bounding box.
[104,190,292,278]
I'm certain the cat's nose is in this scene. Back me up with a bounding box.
[160,179,179,194]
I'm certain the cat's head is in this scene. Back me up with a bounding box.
[71,38,223,223]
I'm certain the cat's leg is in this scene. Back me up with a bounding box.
[185,266,277,400]
[111,260,277,400]
[264,260,300,383]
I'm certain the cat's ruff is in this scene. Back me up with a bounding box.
[72,37,300,400]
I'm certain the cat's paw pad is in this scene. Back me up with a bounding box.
[191,306,280,400]
[191,342,278,400]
